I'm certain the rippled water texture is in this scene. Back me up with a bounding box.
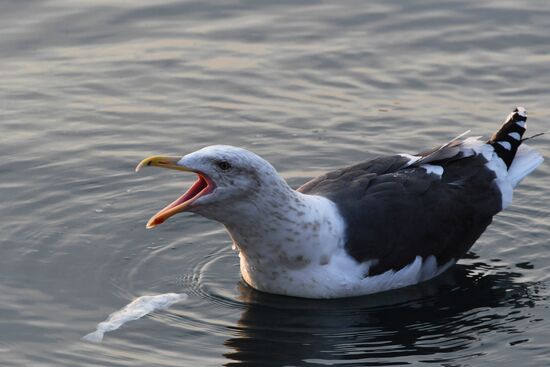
[1,0,549,366]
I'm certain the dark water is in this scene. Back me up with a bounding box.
[1,1,549,366]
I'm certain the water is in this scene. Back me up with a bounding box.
[1,0,549,365]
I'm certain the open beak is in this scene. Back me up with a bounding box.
[136,156,215,229]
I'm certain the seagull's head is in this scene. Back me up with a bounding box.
[136,145,285,228]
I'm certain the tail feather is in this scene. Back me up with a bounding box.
[508,144,544,187]
[488,107,527,168]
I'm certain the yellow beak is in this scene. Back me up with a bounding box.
[135,156,192,173]
[136,155,213,229]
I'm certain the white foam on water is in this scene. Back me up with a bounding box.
[82,293,188,343]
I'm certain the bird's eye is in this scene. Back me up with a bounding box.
[217,161,232,171]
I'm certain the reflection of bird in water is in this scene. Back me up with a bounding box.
[137,107,543,298]
[223,263,542,366]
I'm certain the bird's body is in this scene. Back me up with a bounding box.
[137,107,543,298]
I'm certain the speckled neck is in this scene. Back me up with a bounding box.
[224,188,324,259]
[189,169,347,296]
[220,185,346,294]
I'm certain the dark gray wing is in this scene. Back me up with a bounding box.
[298,154,502,276]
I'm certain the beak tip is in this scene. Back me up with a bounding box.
[135,160,148,172]
[146,216,165,229]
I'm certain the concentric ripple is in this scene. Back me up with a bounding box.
[1,0,549,366]
[87,232,546,367]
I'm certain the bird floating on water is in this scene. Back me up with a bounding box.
[136,107,543,299]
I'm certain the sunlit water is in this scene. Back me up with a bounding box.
[1,1,549,366]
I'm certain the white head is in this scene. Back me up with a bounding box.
[136,145,292,228]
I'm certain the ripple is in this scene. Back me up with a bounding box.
[1,0,550,365]
[222,263,544,366]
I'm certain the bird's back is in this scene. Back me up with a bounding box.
[299,107,542,277]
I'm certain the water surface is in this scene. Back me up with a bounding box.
[1,0,549,366]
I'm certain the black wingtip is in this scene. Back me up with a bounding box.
[488,107,527,168]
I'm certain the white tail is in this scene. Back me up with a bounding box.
[508,143,544,188]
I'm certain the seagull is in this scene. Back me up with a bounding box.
[136,107,543,299]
